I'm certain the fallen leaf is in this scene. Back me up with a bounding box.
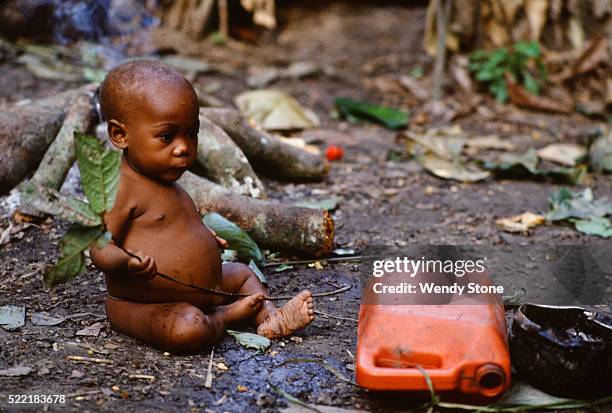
[546,188,612,221]
[507,78,573,114]
[335,98,409,129]
[76,322,105,337]
[216,362,229,371]
[235,89,319,131]
[537,143,587,166]
[398,75,430,100]
[0,366,32,377]
[294,197,339,211]
[496,212,545,233]
[203,213,264,264]
[226,329,270,352]
[248,260,267,284]
[483,149,582,182]
[0,305,26,331]
[524,0,548,41]
[589,133,612,173]
[273,264,294,273]
[572,217,612,238]
[31,312,67,326]
[553,36,609,82]
[419,154,490,182]
[236,384,249,392]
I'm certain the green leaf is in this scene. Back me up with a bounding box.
[546,188,612,221]
[44,253,86,288]
[75,132,121,215]
[294,197,339,211]
[202,213,264,264]
[589,134,612,173]
[334,98,409,129]
[226,329,270,352]
[0,305,26,331]
[274,264,294,273]
[573,217,612,237]
[522,71,540,95]
[44,224,103,287]
[490,80,509,103]
[22,183,102,227]
[514,41,541,58]
[95,230,113,248]
[248,260,267,284]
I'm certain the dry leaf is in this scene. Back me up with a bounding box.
[235,89,319,131]
[524,0,549,41]
[507,77,572,114]
[0,366,32,377]
[76,322,105,337]
[398,75,430,101]
[496,212,545,233]
[537,143,586,166]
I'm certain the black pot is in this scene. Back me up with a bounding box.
[509,304,612,399]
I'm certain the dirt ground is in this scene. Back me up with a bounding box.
[1,2,611,412]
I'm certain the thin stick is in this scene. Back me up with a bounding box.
[218,0,228,38]
[263,255,382,268]
[314,310,357,323]
[205,347,214,389]
[432,0,452,100]
[66,355,113,364]
[116,241,351,301]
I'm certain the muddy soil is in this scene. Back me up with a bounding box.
[1,2,611,412]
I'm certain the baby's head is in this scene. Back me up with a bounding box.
[100,59,199,183]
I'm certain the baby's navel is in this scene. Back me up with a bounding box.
[156,214,165,221]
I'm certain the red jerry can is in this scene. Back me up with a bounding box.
[356,292,511,399]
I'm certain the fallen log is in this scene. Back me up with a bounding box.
[26,92,97,190]
[0,85,96,194]
[201,108,329,181]
[196,112,266,199]
[179,172,334,257]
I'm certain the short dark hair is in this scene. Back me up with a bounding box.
[99,59,192,123]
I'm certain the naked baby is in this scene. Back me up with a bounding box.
[90,60,314,353]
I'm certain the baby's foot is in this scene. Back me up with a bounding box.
[222,294,264,324]
[257,290,314,339]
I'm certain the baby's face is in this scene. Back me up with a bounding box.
[122,82,199,183]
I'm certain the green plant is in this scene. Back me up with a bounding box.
[22,133,121,287]
[469,41,547,103]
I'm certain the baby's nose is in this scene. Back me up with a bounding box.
[172,140,190,156]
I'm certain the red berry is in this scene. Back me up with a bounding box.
[326,145,344,161]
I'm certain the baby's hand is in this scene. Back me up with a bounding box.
[126,250,157,280]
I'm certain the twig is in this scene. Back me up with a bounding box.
[128,374,156,381]
[66,355,113,364]
[268,382,322,413]
[432,0,452,100]
[314,310,357,323]
[117,241,352,301]
[65,390,103,398]
[218,0,228,38]
[263,255,381,267]
[205,347,214,389]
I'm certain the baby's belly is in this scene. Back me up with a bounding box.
[105,223,224,308]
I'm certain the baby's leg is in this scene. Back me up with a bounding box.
[105,296,224,354]
[221,262,314,339]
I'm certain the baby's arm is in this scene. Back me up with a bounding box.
[89,182,156,279]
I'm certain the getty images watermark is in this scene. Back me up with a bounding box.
[359,245,610,306]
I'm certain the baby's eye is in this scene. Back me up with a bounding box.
[187,130,198,139]
[159,133,174,142]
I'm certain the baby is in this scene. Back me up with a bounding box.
[90,60,314,354]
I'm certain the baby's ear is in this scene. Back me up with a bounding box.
[107,120,128,149]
